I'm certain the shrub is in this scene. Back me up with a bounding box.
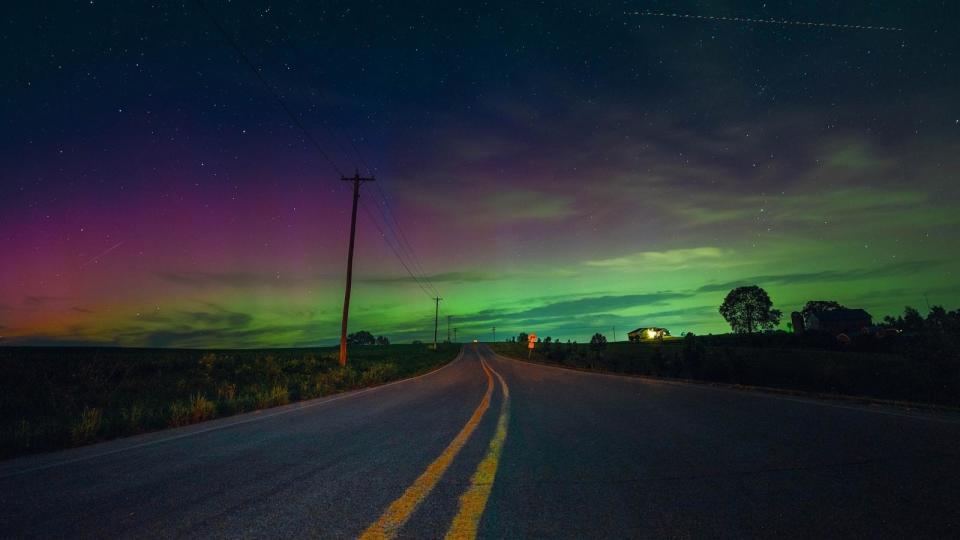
[71,407,102,444]
[199,353,217,372]
[169,402,192,427]
[253,385,289,408]
[361,362,398,386]
[120,404,146,432]
[216,382,237,401]
[269,385,289,406]
[325,366,358,391]
[14,419,33,450]
[190,394,216,423]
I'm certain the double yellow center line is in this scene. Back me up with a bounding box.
[359,353,510,540]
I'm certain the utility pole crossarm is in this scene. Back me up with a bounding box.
[338,171,376,367]
[341,172,377,184]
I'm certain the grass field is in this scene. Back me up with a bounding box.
[0,343,460,459]
[489,338,959,407]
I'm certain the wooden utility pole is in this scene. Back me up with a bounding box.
[339,171,375,366]
[433,297,443,350]
[454,328,458,342]
[447,315,451,343]
[492,326,496,342]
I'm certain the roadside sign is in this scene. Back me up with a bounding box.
[527,333,537,349]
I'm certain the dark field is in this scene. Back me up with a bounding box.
[0,344,459,459]
[490,336,960,408]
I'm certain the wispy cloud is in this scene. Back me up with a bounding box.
[695,260,945,293]
[584,246,730,269]
[182,310,253,328]
[23,295,65,308]
[453,291,691,326]
[362,270,508,284]
[158,270,334,289]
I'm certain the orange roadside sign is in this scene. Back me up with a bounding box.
[527,333,537,349]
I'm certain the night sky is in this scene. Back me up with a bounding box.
[2,1,958,347]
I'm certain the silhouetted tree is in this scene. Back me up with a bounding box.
[517,332,528,344]
[590,333,607,350]
[801,300,844,325]
[346,330,376,345]
[719,285,782,334]
[926,306,950,331]
[375,335,390,346]
[903,306,925,333]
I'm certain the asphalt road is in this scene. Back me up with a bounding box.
[2,344,958,538]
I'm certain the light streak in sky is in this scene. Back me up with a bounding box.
[80,241,125,268]
[630,11,903,32]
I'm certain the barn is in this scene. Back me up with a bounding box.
[806,308,872,335]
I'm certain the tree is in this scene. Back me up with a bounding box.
[375,335,390,346]
[902,306,925,333]
[801,300,844,324]
[589,332,607,350]
[517,332,528,344]
[346,330,376,345]
[719,285,782,334]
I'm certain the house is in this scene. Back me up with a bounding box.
[806,308,872,335]
[627,327,670,342]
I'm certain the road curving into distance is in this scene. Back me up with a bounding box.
[2,344,959,538]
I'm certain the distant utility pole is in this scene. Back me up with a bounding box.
[492,326,496,342]
[454,328,458,342]
[613,326,617,342]
[433,296,443,350]
[338,170,375,366]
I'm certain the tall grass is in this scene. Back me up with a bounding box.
[71,407,102,444]
[0,344,459,459]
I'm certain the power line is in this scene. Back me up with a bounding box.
[243,8,377,178]
[193,0,347,176]
[231,8,439,299]
[358,199,434,298]
[365,183,440,297]
[196,0,441,305]
[359,200,435,299]
[371,182,440,297]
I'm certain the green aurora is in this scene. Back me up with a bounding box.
[2,3,958,347]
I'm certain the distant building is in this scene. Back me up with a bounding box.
[806,308,872,335]
[627,327,670,342]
